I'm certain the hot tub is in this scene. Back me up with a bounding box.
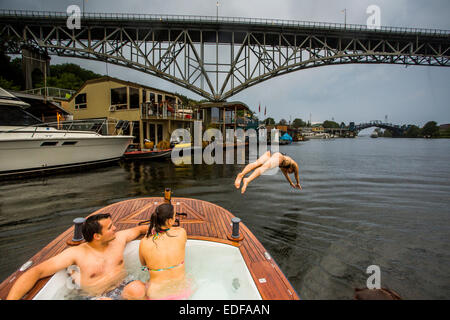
[32,239,262,300]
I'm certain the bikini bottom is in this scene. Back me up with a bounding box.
[145,279,193,300]
[146,287,192,300]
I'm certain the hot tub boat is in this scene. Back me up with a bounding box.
[0,195,299,300]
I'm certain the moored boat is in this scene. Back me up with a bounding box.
[279,133,293,145]
[123,149,172,161]
[0,88,133,178]
[0,195,299,300]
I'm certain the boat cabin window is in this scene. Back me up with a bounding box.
[129,87,139,109]
[41,141,58,146]
[75,93,87,109]
[0,105,42,126]
[111,87,128,110]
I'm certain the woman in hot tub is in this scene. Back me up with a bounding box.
[122,203,190,300]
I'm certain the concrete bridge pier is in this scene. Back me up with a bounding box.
[21,47,50,90]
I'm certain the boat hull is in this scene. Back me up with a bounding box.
[123,149,172,160]
[0,135,133,176]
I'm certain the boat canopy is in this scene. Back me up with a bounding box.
[280,133,293,141]
[0,87,30,108]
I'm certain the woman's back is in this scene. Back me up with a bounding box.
[140,227,187,282]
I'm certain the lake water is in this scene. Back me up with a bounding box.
[1,136,449,299]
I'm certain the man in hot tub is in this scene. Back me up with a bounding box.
[6,213,148,300]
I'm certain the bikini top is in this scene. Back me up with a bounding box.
[142,261,185,272]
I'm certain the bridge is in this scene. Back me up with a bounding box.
[1,10,449,101]
[350,120,408,136]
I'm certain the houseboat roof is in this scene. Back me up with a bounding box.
[196,101,250,111]
[67,76,184,102]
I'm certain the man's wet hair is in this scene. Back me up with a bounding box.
[82,213,112,242]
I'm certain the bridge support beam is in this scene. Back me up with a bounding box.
[21,47,50,90]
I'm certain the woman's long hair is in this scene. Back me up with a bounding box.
[146,203,175,238]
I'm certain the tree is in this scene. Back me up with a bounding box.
[421,121,440,138]
[278,119,288,126]
[174,92,200,107]
[292,118,306,128]
[0,49,25,90]
[440,127,450,138]
[35,63,102,90]
[340,122,346,128]
[0,76,21,90]
[322,120,340,128]
[264,117,275,125]
[383,129,392,137]
[405,125,420,138]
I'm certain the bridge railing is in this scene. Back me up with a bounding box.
[1,9,449,36]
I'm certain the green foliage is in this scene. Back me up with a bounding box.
[0,50,25,89]
[405,125,421,138]
[0,50,102,91]
[421,121,440,138]
[440,127,450,138]
[174,92,200,106]
[322,120,340,128]
[278,119,287,126]
[264,117,275,125]
[0,76,21,90]
[292,118,306,128]
[34,63,102,90]
[383,129,392,137]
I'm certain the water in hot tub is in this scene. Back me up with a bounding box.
[49,240,261,300]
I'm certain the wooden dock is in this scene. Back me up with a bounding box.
[0,197,299,300]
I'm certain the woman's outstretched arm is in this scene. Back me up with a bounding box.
[282,169,296,188]
[293,162,302,189]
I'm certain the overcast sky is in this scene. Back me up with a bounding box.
[2,0,450,127]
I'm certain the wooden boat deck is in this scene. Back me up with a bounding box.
[0,197,299,300]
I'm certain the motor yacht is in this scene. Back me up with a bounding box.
[0,88,133,177]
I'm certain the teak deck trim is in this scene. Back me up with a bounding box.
[0,197,299,300]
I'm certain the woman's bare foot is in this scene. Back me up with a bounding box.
[234,173,244,189]
[241,178,249,194]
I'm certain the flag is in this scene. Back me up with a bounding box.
[264,106,266,116]
[259,104,260,113]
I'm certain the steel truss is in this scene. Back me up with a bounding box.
[1,10,449,101]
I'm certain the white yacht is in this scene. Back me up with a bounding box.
[0,88,133,177]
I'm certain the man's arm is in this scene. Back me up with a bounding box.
[118,225,148,243]
[7,247,77,300]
